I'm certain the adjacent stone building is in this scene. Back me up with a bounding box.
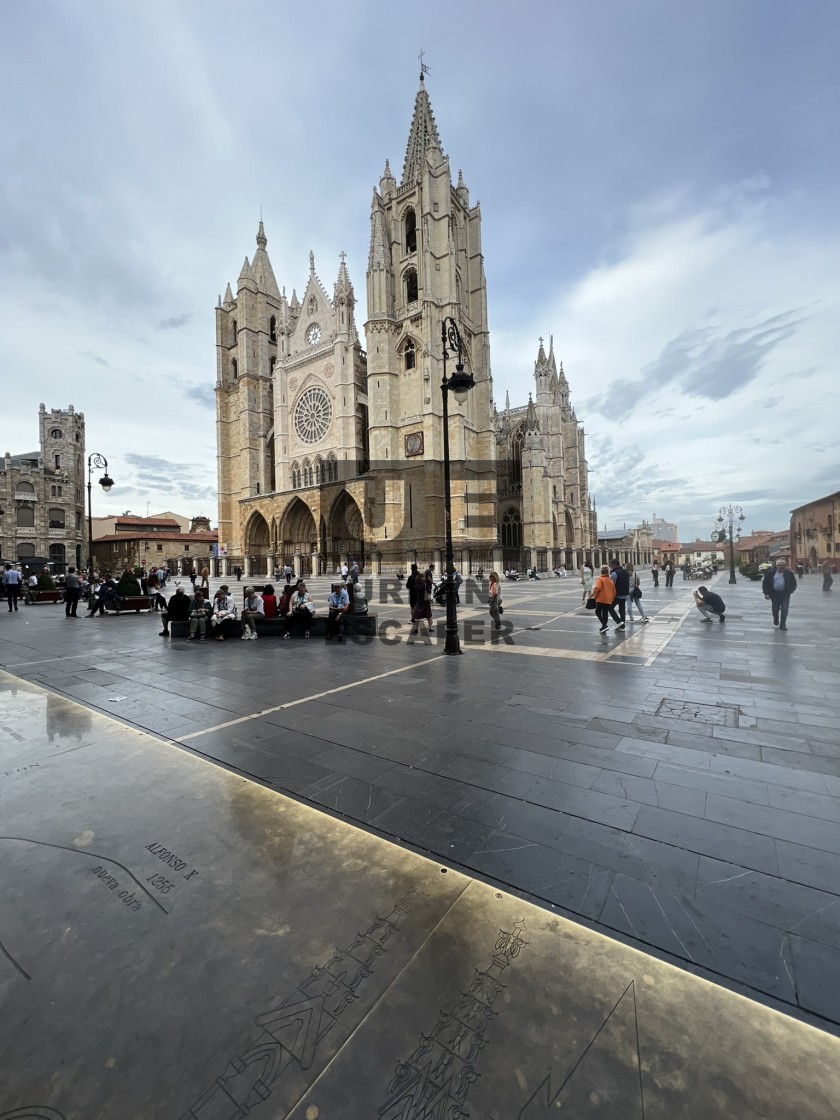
[790,492,839,571]
[90,514,217,575]
[215,76,596,577]
[0,405,85,572]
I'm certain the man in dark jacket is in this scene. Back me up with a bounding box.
[610,560,630,628]
[160,586,191,636]
[762,560,797,630]
[694,585,726,623]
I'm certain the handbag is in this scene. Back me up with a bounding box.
[632,586,642,599]
[585,596,597,610]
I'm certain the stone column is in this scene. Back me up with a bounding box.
[244,555,252,577]
[492,546,503,574]
[294,551,302,578]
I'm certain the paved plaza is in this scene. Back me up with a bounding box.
[2,569,840,1114]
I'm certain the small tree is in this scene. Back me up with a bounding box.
[37,567,56,590]
[117,568,142,596]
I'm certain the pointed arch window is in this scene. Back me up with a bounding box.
[269,315,277,343]
[269,355,276,374]
[291,461,301,488]
[327,453,338,483]
[404,207,417,254]
[404,267,418,304]
[403,338,416,371]
[231,357,238,381]
[303,458,313,487]
[511,428,524,490]
[315,456,323,484]
[501,508,523,549]
[231,318,237,345]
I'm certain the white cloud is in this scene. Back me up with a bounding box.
[492,182,840,536]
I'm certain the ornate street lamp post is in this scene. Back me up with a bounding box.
[87,453,114,583]
[716,505,746,585]
[440,318,475,655]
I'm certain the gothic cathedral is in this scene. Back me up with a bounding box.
[215,76,596,577]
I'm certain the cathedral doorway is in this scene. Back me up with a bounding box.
[245,511,271,576]
[326,491,366,571]
[278,499,318,564]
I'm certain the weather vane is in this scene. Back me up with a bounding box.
[418,47,431,78]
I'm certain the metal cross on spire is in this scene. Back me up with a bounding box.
[418,47,430,78]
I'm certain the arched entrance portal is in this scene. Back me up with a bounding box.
[279,499,318,568]
[327,491,366,571]
[245,511,271,576]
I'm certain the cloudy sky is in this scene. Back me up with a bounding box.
[1,0,837,539]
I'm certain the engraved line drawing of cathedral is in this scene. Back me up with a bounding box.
[215,74,597,578]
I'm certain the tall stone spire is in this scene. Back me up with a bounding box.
[251,221,280,297]
[334,250,354,305]
[401,73,444,186]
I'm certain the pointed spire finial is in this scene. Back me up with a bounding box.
[256,220,267,250]
[504,390,510,411]
[309,250,315,273]
[401,71,444,184]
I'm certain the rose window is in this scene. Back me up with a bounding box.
[294,386,332,444]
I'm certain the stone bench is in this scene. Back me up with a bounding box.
[167,613,378,639]
[103,596,151,613]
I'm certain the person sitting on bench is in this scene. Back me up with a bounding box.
[288,583,315,638]
[210,586,237,640]
[241,586,264,640]
[189,591,211,640]
[87,574,119,616]
[325,582,350,641]
[160,586,191,636]
[261,584,278,618]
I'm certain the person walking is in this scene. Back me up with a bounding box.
[762,560,797,629]
[406,563,420,625]
[199,566,210,591]
[3,563,23,611]
[822,560,834,593]
[189,567,198,590]
[624,563,649,623]
[651,560,660,588]
[488,570,503,631]
[693,585,726,623]
[611,560,630,626]
[63,567,82,617]
[410,569,433,636]
[234,565,243,582]
[580,563,594,604]
[592,565,622,634]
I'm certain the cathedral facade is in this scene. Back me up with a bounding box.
[215,77,596,578]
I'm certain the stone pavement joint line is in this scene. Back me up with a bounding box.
[179,654,448,740]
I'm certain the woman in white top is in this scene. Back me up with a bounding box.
[580,563,594,603]
[488,571,503,631]
[210,586,237,640]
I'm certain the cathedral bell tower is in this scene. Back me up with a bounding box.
[365,73,496,551]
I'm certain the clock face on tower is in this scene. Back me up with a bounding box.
[306,324,321,347]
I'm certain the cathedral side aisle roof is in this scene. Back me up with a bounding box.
[401,73,444,186]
